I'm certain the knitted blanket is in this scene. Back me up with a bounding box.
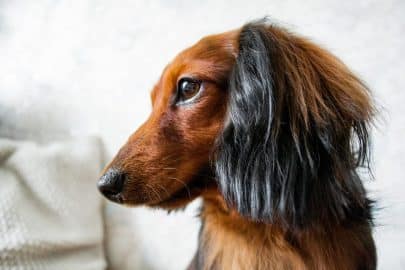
[0,137,106,270]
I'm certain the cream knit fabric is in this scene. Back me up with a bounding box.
[0,137,106,270]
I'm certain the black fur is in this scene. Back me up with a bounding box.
[214,20,373,228]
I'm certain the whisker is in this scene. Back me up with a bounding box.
[144,183,163,202]
[168,177,192,199]
[154,182,171,198]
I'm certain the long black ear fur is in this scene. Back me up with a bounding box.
[214,20,374,228]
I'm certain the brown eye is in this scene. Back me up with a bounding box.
[177,78,201,104]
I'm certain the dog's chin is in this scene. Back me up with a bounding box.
[148,182,211,209]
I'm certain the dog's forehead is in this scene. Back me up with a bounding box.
[179,30,239,61]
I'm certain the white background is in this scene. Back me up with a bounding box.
[0,0,404,269]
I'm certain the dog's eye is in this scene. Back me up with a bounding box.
[177,78,201,104]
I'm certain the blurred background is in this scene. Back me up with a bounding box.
[0,0,404,269]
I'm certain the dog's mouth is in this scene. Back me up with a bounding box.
[100,177,214,208]
[99,166,218,209]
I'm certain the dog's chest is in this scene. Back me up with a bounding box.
[194,204,306,270]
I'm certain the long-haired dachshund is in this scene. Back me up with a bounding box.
[98,19,376,270]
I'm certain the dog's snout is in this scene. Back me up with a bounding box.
[97,169,126,202]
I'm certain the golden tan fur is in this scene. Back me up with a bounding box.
[195,194,374,270]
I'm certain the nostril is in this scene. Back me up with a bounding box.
[97,169,126,197]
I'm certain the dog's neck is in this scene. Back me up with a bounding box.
[189,195,375,270]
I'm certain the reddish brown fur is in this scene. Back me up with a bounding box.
[102,24,375,270]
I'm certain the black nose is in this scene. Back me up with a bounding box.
[97,169,126,201]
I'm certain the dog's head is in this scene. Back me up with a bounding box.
[98,20,374,227]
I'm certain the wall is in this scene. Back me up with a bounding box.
[0,0,404,269]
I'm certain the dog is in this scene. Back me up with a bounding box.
[98,19,376,270]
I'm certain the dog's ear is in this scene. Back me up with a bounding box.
[214,20,374,227]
